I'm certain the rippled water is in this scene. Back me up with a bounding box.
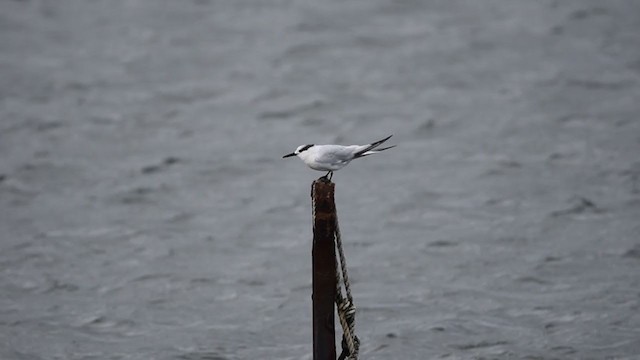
[1,0,640,359]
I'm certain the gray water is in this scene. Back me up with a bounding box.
[1,1,640,359]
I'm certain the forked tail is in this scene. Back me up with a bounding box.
[353,135,395,158]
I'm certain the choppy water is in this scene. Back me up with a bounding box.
[1,0,640,359]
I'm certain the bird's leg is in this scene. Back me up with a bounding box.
[328,171,333,180]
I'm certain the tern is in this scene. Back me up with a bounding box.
[282,135,396,180]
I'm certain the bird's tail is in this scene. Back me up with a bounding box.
[353,135,394,158]
[357,145,396,157]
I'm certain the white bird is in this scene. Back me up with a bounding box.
[282,135,396,180]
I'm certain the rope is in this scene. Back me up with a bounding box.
[334,206,360,360]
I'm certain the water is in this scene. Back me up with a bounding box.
[1,0,639,359]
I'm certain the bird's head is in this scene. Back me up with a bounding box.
[282,144,314,159]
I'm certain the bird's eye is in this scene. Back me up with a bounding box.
[299,144,314,152]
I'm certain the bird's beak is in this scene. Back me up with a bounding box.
[282,153,296,158]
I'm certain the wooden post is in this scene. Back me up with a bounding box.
[311,179,337,360]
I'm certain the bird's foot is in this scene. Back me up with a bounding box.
[318,171,333,183]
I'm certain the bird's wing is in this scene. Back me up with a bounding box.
[313,145,354,165]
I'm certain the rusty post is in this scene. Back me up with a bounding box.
[311,179,337,360]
